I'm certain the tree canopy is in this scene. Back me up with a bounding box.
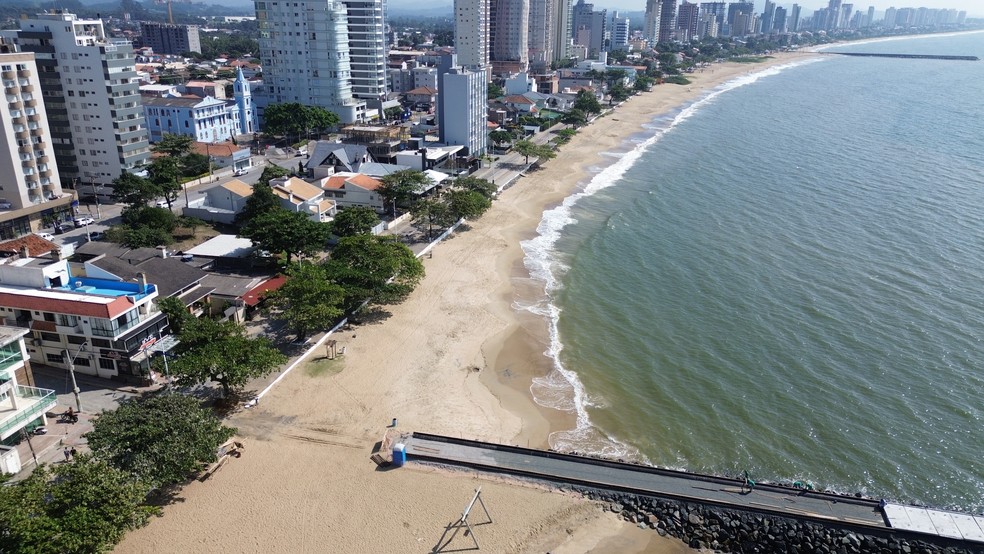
[85,394,236,490]
[378,169,431,215]
[170,318,287,397]
[324,235,424,309]
[240,208,332,263]
[573,90,603,115]
[330,206,380,237]
[111,171,157,208]
[264,262,346,340]
[263,103,340,143]
[234,182,281,226]
[0,456,156,553]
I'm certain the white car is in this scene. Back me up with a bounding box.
[73,216,94,228]
[234,168,249,176]
[36,232,54,241]
[154,199,169,208]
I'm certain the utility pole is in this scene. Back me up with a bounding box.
[89,179,101,220]
[63,343,87,412]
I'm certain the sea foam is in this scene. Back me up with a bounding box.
[521,57,825,460]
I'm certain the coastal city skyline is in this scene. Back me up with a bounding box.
[390,0,982,17]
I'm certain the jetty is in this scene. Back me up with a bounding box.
[404,432,984,548]
[824,52,980,61]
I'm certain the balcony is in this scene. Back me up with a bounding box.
[0,385,57,441]
[0,71,13,80]
[17,69,32,78]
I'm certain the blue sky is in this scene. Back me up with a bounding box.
[387,1,982,18]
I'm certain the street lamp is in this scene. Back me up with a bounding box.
[62,342,88,412]
[89,179,101,220]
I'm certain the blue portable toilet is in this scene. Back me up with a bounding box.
[392,443,406,467]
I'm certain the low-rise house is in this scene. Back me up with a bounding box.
[270,177,336,223]
[199,273,284,323]
[321,172,386,212]
[191,141,252,173]
[181,80,226,99]
[184,179,253,224]
[405,86,438,110]
[305,143,373,179]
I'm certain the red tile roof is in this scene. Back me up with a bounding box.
[0,292,135,319]
[0,235,58,257]
[242,275,287,307]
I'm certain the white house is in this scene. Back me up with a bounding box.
[320,172,386,212]
[270,177,337,223]
[143,95,240,144]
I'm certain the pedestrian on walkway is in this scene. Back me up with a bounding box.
[63,448,71,462]
[70,447,78,458]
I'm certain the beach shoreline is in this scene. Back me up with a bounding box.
[116,51,819,554]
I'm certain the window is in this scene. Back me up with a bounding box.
[57,314,78,326]
[43,313,55,322]
[73,357,91,367]
[98,358,115,370]
[91,338,110,348]
[46,352,64,364]
[67,335,86,345]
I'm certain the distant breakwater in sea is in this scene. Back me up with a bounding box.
[525,31,984,513]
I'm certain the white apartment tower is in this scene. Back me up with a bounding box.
[339,0,388,101]
[553,0,573,63]
[454,0,490,68]
[12,12,151,188]
[438,67,487,157]
[528,0,553,72]
[610,11,630,50]
[255,0,367,123]
[0,47,75,238]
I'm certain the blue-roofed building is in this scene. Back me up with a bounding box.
[0,253,166,383]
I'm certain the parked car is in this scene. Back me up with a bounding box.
[154,199,169,209]
[88,231,105,241]
[36,232,54,241]
[73,216,94,228]
[234,167,249,176]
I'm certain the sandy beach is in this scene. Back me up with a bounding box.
[117,52,818,554]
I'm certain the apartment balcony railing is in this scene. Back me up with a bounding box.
[0,386,57,441]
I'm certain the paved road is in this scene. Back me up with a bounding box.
[405,433,886,529]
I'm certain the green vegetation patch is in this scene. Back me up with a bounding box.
[664,75,692,85]
[731,56,774,63]
[305,356,344,377]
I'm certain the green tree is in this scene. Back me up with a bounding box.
[573,89,603,115]
[555,128,578,144]
[264,262,346,340]
[378,169,431,216]
[324,235,425,308]
[533,143,557,162]
[171,318,287,397]
[487,82,504,99]
[234,182,281,226]
[85,394,236,489]
[263,102,306,142]
[330,206,380,237]
[304,105,339,139]
[452,176,496,199]
[147,156,182,210]
[561,108,588,129]
[384,106,404,121]
[410,197,454,239]
[240,208,331,263]
[117,226,176,248]
[489,129,514,149]
[181,152,210,178]
[257,164,290,185]
[633,74,654,92]
[152,133,194,158]
[513,139,539,164]
[0,456,156,553]
[158,296,192,335]
[121,206,177,232]
[111,171,156,208]
[447,189,492,221]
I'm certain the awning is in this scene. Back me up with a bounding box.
[241,275,287,307]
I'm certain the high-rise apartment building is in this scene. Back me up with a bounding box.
[0,47,75,238]
[552,0,573,63]
[760,1,776,33]
[790,4,802,31]
[528,0,554,71]
[726,2,754,35]
[255,0,367,123]
[438,66,487,156]
[572,0,605,57]
[610,11,630,51]
[139,22,201,56]
[454,0,489,68]
[676,2,700,41]
[643,0,662,45]
[339,0,388,101]
[699,2,726,26]
[865,6,875,28]
[658,0,676,43]
[491,0,529,74]
[11,12,151,187]
[773,6,788,32]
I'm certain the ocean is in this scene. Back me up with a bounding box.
[523,31,984,513]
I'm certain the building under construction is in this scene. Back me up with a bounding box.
[140,21,201,56]
[339,125,409,163]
